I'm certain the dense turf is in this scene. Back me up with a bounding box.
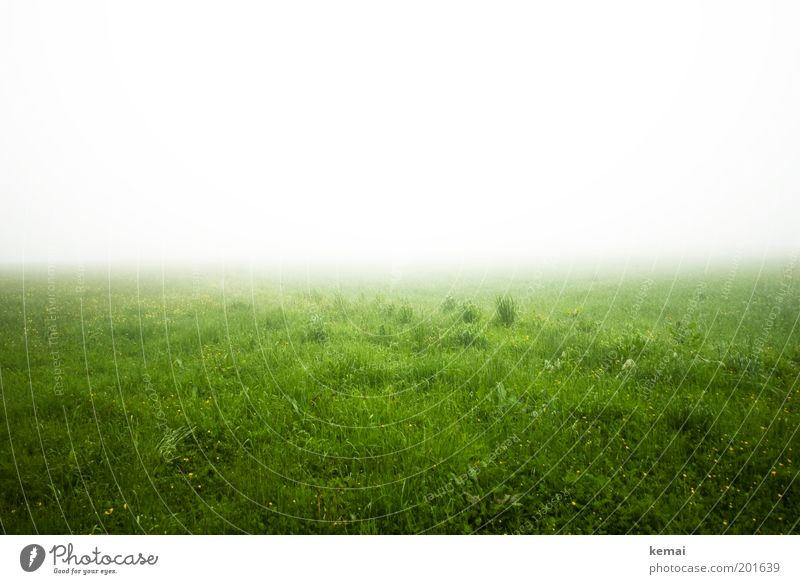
[1,262,798,534]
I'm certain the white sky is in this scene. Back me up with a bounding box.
[1,1,799,266]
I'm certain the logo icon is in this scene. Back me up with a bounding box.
[20,544,46,572]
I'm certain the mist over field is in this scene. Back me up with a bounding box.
[2,1,800,266]
[2,2,800,536]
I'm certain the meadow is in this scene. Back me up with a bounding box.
[0,261,798,534]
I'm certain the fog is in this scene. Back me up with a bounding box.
[2,1,799,267]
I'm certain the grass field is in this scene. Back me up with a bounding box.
[1,261,798,534]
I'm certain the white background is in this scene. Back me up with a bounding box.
[1,536,798,583]
[2,1,800,266]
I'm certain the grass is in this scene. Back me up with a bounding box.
[495,295,517,327]
[0,262,798,534]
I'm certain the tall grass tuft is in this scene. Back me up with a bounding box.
[495,295,517,327]
[460,301,482,323]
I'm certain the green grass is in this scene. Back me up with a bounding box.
[0,262,798,534]
[495,295,518,327]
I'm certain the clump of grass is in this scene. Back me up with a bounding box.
[411,322,433,352]
[397,303,414,324]
[669,319,704,350]
[495,381,522,409]
[449,323,488,349]
[305,314,327,342]
[440,295,457,313]
[494,295,517,327]
[460,300,482,323]
[332,292,348,317]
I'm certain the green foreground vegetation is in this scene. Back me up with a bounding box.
[1,262,798,534]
